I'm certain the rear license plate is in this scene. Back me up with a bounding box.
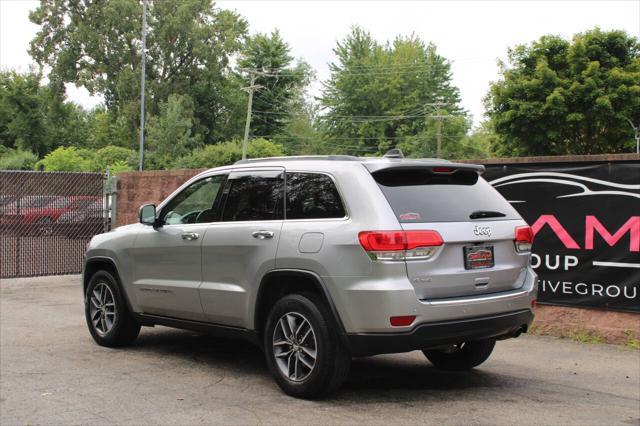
[464,245,494,269]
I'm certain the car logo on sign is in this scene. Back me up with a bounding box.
[473,225,492,237]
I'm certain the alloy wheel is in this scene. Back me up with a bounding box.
[272,312,317,382]
[89,282,116,336]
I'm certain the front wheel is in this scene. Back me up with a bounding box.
[85,270,140,347]
[423,340,495,371]
[264,293,351,398]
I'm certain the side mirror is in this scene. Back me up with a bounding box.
[139,204,158,226]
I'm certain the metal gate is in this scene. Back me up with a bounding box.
[0,171,110,278]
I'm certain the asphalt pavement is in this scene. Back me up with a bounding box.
[1,275,639,425]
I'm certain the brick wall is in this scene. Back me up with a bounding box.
[115,169,204,226]
[114,153,639,227]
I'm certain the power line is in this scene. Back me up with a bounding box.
[247,58,493,77]
[255,134,440,141]
[252,109,427,119]
[248,66,439,78]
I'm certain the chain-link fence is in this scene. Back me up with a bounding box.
[0,171,109,278]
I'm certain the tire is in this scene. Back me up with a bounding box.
[423,340,496,371]
[263,293,351,398]
[36,217,53,236]
[85,270,140,347]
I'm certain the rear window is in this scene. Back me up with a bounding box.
[373,168,520,223]
[286,173,345,219]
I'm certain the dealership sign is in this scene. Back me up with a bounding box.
[484,162,639,313]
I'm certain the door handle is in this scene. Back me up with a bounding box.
[181,232,199,241]
[252,230,274,240]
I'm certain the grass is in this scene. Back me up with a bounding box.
[528,324,639,349]
[569,329,606,344]
[622,330,640,350]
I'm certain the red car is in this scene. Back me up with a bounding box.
[1,195,99,235]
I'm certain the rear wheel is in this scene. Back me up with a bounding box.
[36,217,53,236]
[85,270,140,347]
[264,293,351,398]
[423,340,495,371]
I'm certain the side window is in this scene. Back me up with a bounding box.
[286,173,346,219]
[221,171,284,221]
[161,175,226,225]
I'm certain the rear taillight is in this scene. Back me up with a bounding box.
[358,230,443,261]
[514,225,533,253]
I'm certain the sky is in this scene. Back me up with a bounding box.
[1,0,639,126]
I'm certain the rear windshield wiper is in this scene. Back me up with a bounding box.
[469,210,506,219]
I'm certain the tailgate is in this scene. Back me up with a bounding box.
[370,163,529,300]
[401,220,528,299]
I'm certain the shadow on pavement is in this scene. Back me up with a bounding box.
[128,327,509,401]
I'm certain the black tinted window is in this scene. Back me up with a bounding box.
[222,172,284,221]
[373,168,520,223]
[286,173,346,219]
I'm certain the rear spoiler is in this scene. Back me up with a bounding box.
[363,161,485,175]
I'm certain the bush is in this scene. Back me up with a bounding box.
[176,138,284,169]
[107,160,134,174]
[35,146,93,171]
[247,138,284,158]
[0,149,38,170]
[91,145,136,172]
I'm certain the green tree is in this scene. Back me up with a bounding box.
[320,27,467,156]
[237,30,312,138]
[145,94,202,169]
[29,0,248,145]
[273,102,327,155]
[456,121,498,159]
[90,145,136,172]
[0,71,49,155]
[35,146,93,171]
[0,148,39,170]
[86,109,136,149]
[176,138,284,169]
[486,28,640,156]
[0,70,89,156]
[396,115,472,159]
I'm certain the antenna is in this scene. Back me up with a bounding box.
[384,148,405,159]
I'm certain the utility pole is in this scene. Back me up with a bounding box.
[138,0,147,171]
[435,117,442,159]
[425,103,451,158]
[626,118,639,154]
[240,69,264,160]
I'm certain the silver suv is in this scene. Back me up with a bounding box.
[83,153,537,398]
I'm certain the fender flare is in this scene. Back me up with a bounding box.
[253,269,347,336]
[83,256,135,314]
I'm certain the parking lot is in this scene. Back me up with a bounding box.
[1,275,639,425]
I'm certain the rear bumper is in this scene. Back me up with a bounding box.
[347,309,534,357]
[326,267,538,333]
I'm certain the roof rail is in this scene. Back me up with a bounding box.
[234,155,361,165]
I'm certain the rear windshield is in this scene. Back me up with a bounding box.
[373,168,520,223]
